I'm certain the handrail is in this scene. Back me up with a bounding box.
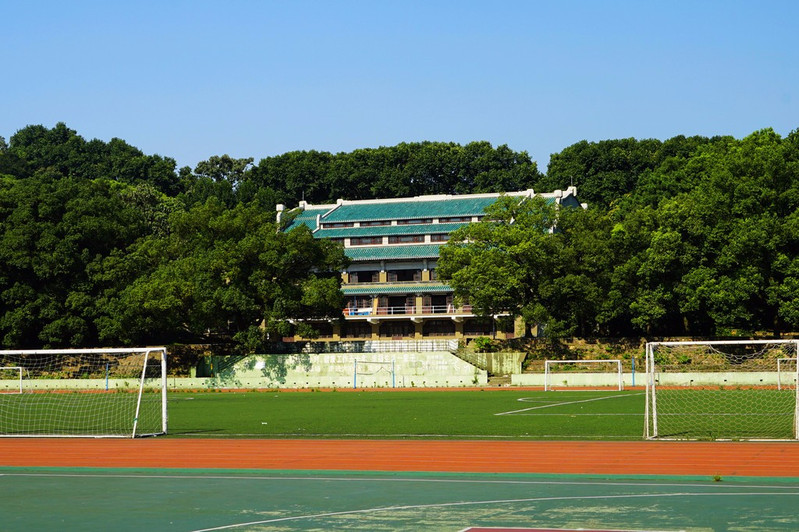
[343,305,475,317]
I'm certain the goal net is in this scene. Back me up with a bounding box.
[544,359,623,391]
[645,340,799,440]
[353,359,395,388]
[779,358,798,391]
[0,348,167,438]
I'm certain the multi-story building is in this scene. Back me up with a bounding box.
[278,187,582,341]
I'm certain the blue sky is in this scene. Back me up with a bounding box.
[2,1,797,172]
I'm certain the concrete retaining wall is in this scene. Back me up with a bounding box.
[512,371,799,388]
[4,360,796,391]
[0,351,487,391]
[198,351,487,389]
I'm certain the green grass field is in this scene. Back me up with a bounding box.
[167,389,647,439]
[3,387,796,440]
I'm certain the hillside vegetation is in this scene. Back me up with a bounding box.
[1,123,798,349]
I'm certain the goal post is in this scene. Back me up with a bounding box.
[0,347,167,438]
[544,359,623,391]
[645,340,799,440]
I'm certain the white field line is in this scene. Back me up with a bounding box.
[5,471,799,492]
[495,392,643,416]
[189,491,799,531]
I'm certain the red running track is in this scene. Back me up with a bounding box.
[1,439,798,477]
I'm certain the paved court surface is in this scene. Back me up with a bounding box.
[2,467,799,531]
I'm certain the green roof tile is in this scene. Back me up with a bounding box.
[321,195,509,223]
[345,244,441,261]
[316,222,467,239]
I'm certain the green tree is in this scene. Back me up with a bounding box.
[96,200,347,350]
[439,197,609,337]
[0,172,157,347]
[6,123,182,195]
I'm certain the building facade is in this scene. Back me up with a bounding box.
[279,187,582,341]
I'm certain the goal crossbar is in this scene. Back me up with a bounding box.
[0,347,167,438]
[544,359,623,391]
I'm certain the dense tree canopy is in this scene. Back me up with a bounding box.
[1,122,798,347]
[441,128,799,338]
[246,141,543,206]
[0,124,347,350]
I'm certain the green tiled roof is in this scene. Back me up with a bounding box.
[316,222,467,239]
[345,244,441,261]
[321,195,511,223]
[342,283,452,296]
[283,207,330,232]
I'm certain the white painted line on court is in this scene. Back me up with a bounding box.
[4,470,797,491]
[189,491,799,531]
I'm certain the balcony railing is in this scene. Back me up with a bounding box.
[376,306,415,315]
[343,305,474,317]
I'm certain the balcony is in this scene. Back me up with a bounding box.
[376,306,415,315]
[342,304,474,318]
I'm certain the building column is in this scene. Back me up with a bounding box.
[454,319,464,339]
[379,260,387,282]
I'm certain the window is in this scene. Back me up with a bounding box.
[464,318,494,336]
[344,296,373,316]
[322,222,354,228]
[388,235,424,244]
[379,321,414,338]
[387,269,421,282]
[378,296,415,315]
[341,322,372,338]
[422,294,450,313]
[359,220,391,226]
[430,233,449,242]
[422,319,456,337]
[350,236,383,246]
[396,218,433,225]
[439,216,472,223]
[350,271,379,283]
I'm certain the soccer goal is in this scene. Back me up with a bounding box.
[645,340,799,440]
[353,359,395,388]
[544,359,623,391]
[0,347,167,438]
